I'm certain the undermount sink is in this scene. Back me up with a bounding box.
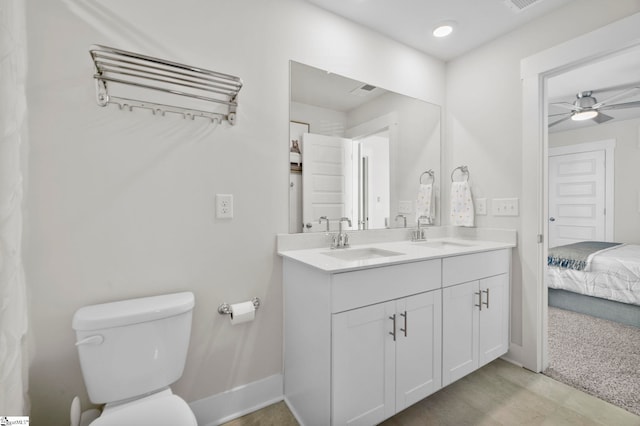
[413,240,474,249]
[321,247,404,261]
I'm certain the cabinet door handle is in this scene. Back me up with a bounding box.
[475,291,482,311]
[400,311,407,337]
[482,288,490,309]
[389,314,396,341]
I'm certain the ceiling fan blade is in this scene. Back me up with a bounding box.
[550,102,578,111]
[549,112,571,118]
[598,100,640,111]
[548,115,572,128]
[592,112,613,124]
[592,86,640,108]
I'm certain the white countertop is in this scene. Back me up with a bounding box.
[278,237,516,273]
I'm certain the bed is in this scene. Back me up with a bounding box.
[546,241,640,327]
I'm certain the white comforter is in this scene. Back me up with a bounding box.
[547,244,640,305]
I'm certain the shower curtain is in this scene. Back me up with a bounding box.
[0,0,29,415]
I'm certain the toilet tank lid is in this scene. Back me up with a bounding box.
[72,292,194,331]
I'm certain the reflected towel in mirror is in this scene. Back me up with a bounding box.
[416,183,433,223]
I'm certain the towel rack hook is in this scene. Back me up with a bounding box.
[95,79,109,106]
[419,170,435,185]
[451,165,470,182]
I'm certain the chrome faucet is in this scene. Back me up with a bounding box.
[332,217,352,249]
[319,216,330,233]
[395,214,407,228]
[412,215,429,241]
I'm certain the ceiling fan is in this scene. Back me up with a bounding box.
[548,86,640,127]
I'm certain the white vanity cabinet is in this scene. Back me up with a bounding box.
[283,258,441,426]
[282,245,511,426]
[441,249,510,386]
[332,289,442,425]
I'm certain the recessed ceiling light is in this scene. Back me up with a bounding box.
[433,21,455,38]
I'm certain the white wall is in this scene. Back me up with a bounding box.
[445,0,640,350]
[550,118,640,244]
[23,0,444,424]
[290,101,347,137]
[348,92,441,225]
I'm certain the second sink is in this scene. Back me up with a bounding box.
[321,247,404,261]
[413,239,475,249]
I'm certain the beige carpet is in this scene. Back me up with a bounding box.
[545,306,640,416]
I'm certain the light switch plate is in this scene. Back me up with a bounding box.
[492,198,519,216]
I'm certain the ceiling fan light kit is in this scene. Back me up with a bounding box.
[549,86,640,128]
[571,110,598,121]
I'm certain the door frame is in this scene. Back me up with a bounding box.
[520,12,640,372]
[548,139,616,244]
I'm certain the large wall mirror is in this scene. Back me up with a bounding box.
[288,61,441,233]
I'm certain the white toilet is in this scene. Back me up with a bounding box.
[72,292,198,425]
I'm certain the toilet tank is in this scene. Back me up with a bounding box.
[72,292,195,404]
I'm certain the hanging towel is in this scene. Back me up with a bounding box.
[450,181,474,227]
[416,183,433,223]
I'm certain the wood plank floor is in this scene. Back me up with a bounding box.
[223,359,640,426]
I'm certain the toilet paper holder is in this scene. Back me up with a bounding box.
[217,297,261,315]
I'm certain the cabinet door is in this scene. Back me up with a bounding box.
[395,290,442,411]
[332,301,396,425]
[479,274,509,366]
[442,281,479,386]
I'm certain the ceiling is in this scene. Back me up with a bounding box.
[301,0,640,131]
[290,61,389,112]
[305,0,573,61]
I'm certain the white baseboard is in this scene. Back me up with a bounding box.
[189,374,283,426]
[500,355,524,368]
[283,396,305,426]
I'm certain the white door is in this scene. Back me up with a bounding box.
[548,150,606,248]
[442,281,479,386]
[332,301,396,425]
[395,290,442,411]
[302,133,353,232]
[478,274,509,367]
[357,131,390,230]
[289,173,302,233]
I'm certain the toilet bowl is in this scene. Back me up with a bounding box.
[72,292,198,425]
[89,389,196,426]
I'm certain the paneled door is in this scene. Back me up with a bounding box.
[548,150,605,248]
[395,290,442,411]
[302,133,353,232]
[332,301,396,425]
[478,274,509,367]
[442,280,479,386]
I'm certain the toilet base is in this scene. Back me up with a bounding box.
[89,388,197,426]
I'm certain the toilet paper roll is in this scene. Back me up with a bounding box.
[230,301,255,325]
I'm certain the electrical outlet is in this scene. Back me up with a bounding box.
[398,201,413,214]
[475,198,487,215]
[216,194,234,219]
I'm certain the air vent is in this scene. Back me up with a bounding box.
[503,0,544,13]
[350,83,377,97]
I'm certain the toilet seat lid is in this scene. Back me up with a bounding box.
[90,394,197,426]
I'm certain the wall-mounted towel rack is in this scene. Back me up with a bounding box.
[451,165,470,182]
[89,45,243,124]
[420,170,435,185]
